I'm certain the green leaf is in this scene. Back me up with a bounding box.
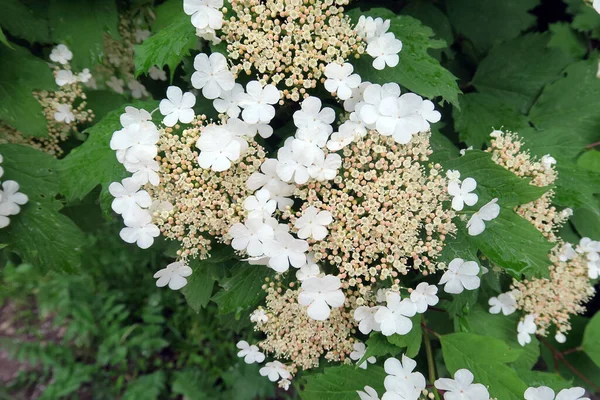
[0,0,51,43]
[552,162,600,217]
[171,370,208,399]
[0,44,55,137]
[519,126,589,164]
[122,371,166,400]
[212,263,273,315]
[472,33,575,113]
[84,90,128,121]
[387,315,422,357]
[48,0,119,69]
[453,92,529,148]
[519,371,573,391]
[301,365,387,400]
[548,23,587,59]
[582,312,600,368]
[578,150,600,172]
[441,332,528,400]
[0,28,12,48]
[446,0,539,53]
[529,59,600,144]
[222,363,276,400]
[565,0,600,38]
[357,333,401,366]
[134,8,196,80]
[57,101,158,212]
[571,206,600,239]
[401,2,454,47]
[348,9,460,106]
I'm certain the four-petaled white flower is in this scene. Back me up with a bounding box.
[238,81,280,124]
[213,83,244,117]
[296,259,320,281]
[250,309,269,324]
[446,170,460,182]
[488,291,517,315]
[153,261,193,290]
[236,340,265,364]
[434,369,490,400]
[259,361,291,382]
[148,66,167,81]
[410,282,439,313]
[110,122,159,165]
[263,231,308,272]
[298,274,345,320]
[466,198,500,236]
[354,305,382,335]
[517,314,537,346]
[159,86,196,127]
[367,32,403,70]
[54,103,75,123]
[439,258,481,294]
[294,96,335,146]
[308,153,342,181]
[295,206,333,240]
[374,291,417,336]
[196,125,244,171]
[229,219,274,257]
[350,342,376,369]
[191,52,235,99]
[356,16,390,42]
[55,69,76,86]
[524,386,589,400]
[120,209,160,249]
[128,80,148,99]
[244,188,276,220]
[448,177,478,211]
[77,68,92,83]
[247,159,295,210]
[0,181,28,228]
[357,386,380,400]
[383,355,426,400]
[324,62,362,100]
[109,177,152,216]
[49,44,73,64]
[183,0,224,30]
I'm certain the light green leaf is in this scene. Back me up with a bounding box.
[453,92,529,148]
[571,206,600,239]
[348,9,460,106]
[578,150,600,172]
[0,44,55,137]
[473,33,575,113]
[441,332,528,400]
[301,365,387,400]
[446,0,539,53]
[212,263,273,315]
[48,0,119,69]
[582,312,600,368]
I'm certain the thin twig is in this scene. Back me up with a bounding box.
[540,337,600,392]
[422,316,441,400]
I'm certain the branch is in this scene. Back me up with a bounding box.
[540,337,600,392]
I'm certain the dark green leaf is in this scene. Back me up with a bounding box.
[122,371,166,400]
[387,315,422,357]
[0,0,51,43]
[212,263,273,314]
[301,365,386,400]
[519,371,573,391]
[582,312,600,368]
[357,333,401,366]
[548,23,587,59]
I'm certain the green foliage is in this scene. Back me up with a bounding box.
[0,0,50,43]
[582,312,600,368]
[212,263,274,315]
[387,315,422,358]
[301,365,387,400]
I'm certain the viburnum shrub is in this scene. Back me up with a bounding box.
[1,0,600,399]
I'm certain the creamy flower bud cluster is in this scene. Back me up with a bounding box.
[0,154,28,229]
[0,44,94,156]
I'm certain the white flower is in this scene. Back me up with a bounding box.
[517,314,538,346]
[149,200,173,215]
[106,76,125,94]
[110,122,159,165]
[128,80,148,99]
[183,0,224,30]
[236,340,265,364]
[77,68,92,83]
[295,206,333,240]
[196,26,221,44]
[439,258,481,294]
[53,103,75,124]
[541,154,556,169]
[120,209,160,249]
[488,292,517,315]
[344,81,370,112]
[374,292,417,336]
[259,361,291,382]
[446,170,460,182]
[250,309,268,324]
[354,306,382,334]
[49,44,73,64]
[355,16,390,42]
[466,198,500,236]
[159,86,196,127]
[308,153,342,181]
[367,32,403,70]
[298,275,345,320]
[448,177,478,211]
[196,124,244,171]
[191,53,235,99]
[383,355,426,399]
[376,93,434,144]
[109,177,152,217]
[244,188,276,220]
[247,159,294,210]
[125,159,160,186]
[279,379,291,391]
[324,62,361,100]
[588,259,600,279]
[524,386,589,400]
[357,386,380,400]
[148,66,167,81]
[357,83,400,126]
[263,231,308,272]
[135,29,151,43]
[213,83,244,117]
[55,69,76,86]
[410,282,439,313]
[153,261,193,290]
[418,99,442,128]
[118,107,152,130]
[555,332,567,344]
[577,237,600,259]
[228,219,274,257]
[327,113,366,151]
[558,242,577,262]
[595,0,600,14]
[350,342,376,369]
[275,139,314,185]
[435,369,490,400]
[0,181,28,228]
[296,260,320,281]
[294,96,335,146]
[460,146,474,156]
[238,81,280,124]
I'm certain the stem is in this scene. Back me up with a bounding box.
[422,316,441,400]
[540,337,600,392]
[587,141,600,149]
[562,346,583,356]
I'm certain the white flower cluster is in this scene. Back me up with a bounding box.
[48,44,92,124]
[355,16,403,70]
[183,0,223,44]
[0,154,28,229]
[575,237,600,279]
[524,386,589,400]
